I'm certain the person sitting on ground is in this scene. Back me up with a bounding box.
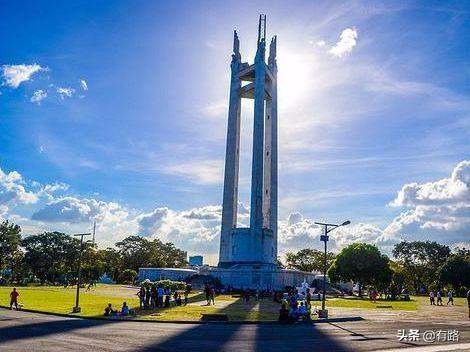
[288,304,299,323]
[121,302,130,316]
[278,302,289,323]
[298,301,310,321]
[9,287,19,310]
[104,303,116,316]
[289,295,297,310]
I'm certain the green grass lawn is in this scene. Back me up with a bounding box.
[3,285,464,321]
[324,297,418,310]
[0,284,140,318]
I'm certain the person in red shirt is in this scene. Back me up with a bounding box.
[10,287,19,309]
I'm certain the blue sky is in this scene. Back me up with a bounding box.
[1,1,469,264]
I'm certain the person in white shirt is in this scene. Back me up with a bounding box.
[429,291,435,305]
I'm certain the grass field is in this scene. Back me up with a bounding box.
[0,285,466,321]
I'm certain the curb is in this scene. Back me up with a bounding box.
[0,306,364,325]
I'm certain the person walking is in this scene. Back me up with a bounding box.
[9,288,19,310]
[447,290,454,305]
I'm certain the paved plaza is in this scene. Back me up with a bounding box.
[0,308,469,351]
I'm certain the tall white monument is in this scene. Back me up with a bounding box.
[140,16,317,288]
[219,14,278,270]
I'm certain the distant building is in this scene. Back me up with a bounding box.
[189,255,203,266]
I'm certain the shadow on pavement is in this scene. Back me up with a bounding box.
[0,314,118,345]
[138,297,354,352]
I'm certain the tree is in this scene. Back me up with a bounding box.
[120,269,138,284]
[392,241,451,292]
[438,254,470,293]
[116,235,187,273]
[0,220,22,274]
[328,243,392,297]
[96,247,123,282]
[285,248,335,273]
[22,232,79,284]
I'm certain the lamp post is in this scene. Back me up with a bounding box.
[314,220,350,318]
[72,233,92,313]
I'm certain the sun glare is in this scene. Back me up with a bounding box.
[277,49,314,109]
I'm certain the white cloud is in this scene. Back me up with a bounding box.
[1,64,45,88]
[328,28,358,57]
[384,160,470,243]
[163,159,224,185]
[80,79,88,91]
[57,87,75,99]
[316,40,326,47]
[0,167,39,215]
[201,100,227,118]
[1,160,468,265]
[30,90,47,104]
[137,205,222,255]
[31,196,128,224]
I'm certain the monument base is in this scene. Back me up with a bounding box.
[201,265,317,290]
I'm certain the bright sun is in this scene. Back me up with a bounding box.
[277,49,314,109]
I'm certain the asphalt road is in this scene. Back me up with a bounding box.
[0,309,469,351]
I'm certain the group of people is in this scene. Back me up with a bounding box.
[278,289,313,323]
[137,284,191,310]
[429,290,454,305]
[103,302,134,317]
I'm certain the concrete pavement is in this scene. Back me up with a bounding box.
[0,308,469,351]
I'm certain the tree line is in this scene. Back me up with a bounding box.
[0,220,187,285]
[285,241,470,297]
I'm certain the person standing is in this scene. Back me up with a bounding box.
[437,290,443,305]
[137,286,146,309]
[466,289,470,319]
[157,285,164,308]
[210,286,216,305]
[9,288,19,310]
[429,291,435,305]
[151,286,157,309]
[145,286,151,309]
[204,284,211,305]
[447,290,454,305]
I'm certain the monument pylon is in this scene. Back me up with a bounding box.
[219,14,278,269]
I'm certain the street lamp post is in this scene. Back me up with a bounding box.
[314,220,350,318]
[72,233,92,313]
